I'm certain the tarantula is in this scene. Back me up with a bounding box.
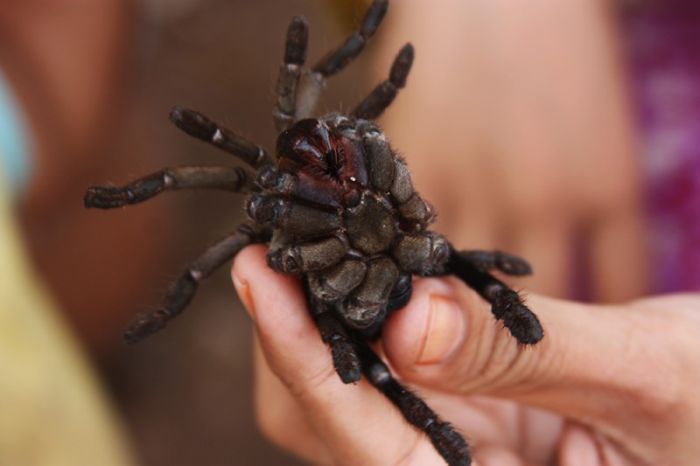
[85,2,543,465]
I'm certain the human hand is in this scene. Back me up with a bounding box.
[374,0,648,301]
[233,245,700,465]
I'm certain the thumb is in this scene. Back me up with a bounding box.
[231,246,459,466]
[382,277,681,432]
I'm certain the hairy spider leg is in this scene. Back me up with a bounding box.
[84,166,253,209]
[306,290,363,384]
[309,278,472,466]
[356,340,472,466]
[312,0,388,77]
[353,43,414,120]
[393,232,450,276]
[247,191,354,278]
[359,124,434,227]
[307,259,367,303]
[447,249,544,345]
[294,0,389,120]
[257,165,344,210]
[459,250,533,276]
[342,257,399,332]
[273,16,309,132]
[124,224,270,343]
[268,236,348,274]
[169,106,272,167]
[246,195,342,239]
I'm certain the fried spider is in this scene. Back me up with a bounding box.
[84,2,543,465]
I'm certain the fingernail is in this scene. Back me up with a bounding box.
[232,273,256,320]
[416,295,466,365]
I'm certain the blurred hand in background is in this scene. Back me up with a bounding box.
[0,0,177,353]
[375,0,648,302]
[0,2,140,464]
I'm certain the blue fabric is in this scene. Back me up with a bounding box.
[0,70,31,197]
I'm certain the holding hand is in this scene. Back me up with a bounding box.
[233,246,700,465]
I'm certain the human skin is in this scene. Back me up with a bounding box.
[227,2,671,463]
[232,246,700,466]
[0,1,176,353]
[374,0,648,301]
[227,1,680,464]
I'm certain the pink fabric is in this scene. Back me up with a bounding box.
[621,1,700,292]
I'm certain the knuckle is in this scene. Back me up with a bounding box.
[619,314,688,424]
[625,350,686,424]
[449,289,549,393]
[287,361,339,404]
[431,283,518,390]
[465,324,526,391]
[633,382,684,423]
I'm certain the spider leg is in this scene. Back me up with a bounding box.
[344,257,399,332]
[312,0,388,77]
[257,166,344,209]
[273,16,309,132]
[123,224,269,343]
[84,166,254,209]
[359,121,395,191]
[267,236,348,274]
[353,43,414,120]
[307,259,367,302]
[447,248,543,345]
[305,287,362,384]
[393,232,450,276]
[356,340,472,466]
[294,0,389,119]
[459,250,532,276]
[246,194,341,238]
[169,106,271,167]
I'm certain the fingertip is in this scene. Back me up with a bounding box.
[231,246,335,394]
[231,245,272,319]
[231,244,314,346]
[231,244,268,284]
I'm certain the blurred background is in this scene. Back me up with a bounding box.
[0,0,697,465]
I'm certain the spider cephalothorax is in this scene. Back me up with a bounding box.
[252,114,444,336]
[84,2,543,465]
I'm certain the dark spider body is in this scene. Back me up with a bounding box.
[84,2,543,465]
[258,115,444,337]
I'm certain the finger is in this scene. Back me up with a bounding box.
[252,339,331,463]
[588,206,648,302]
[507,221,574,299]
[235,260,327,462]
[232,246,450,466]
[382,278,682,438]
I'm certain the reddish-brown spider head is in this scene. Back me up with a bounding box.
[276,117,367,188]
